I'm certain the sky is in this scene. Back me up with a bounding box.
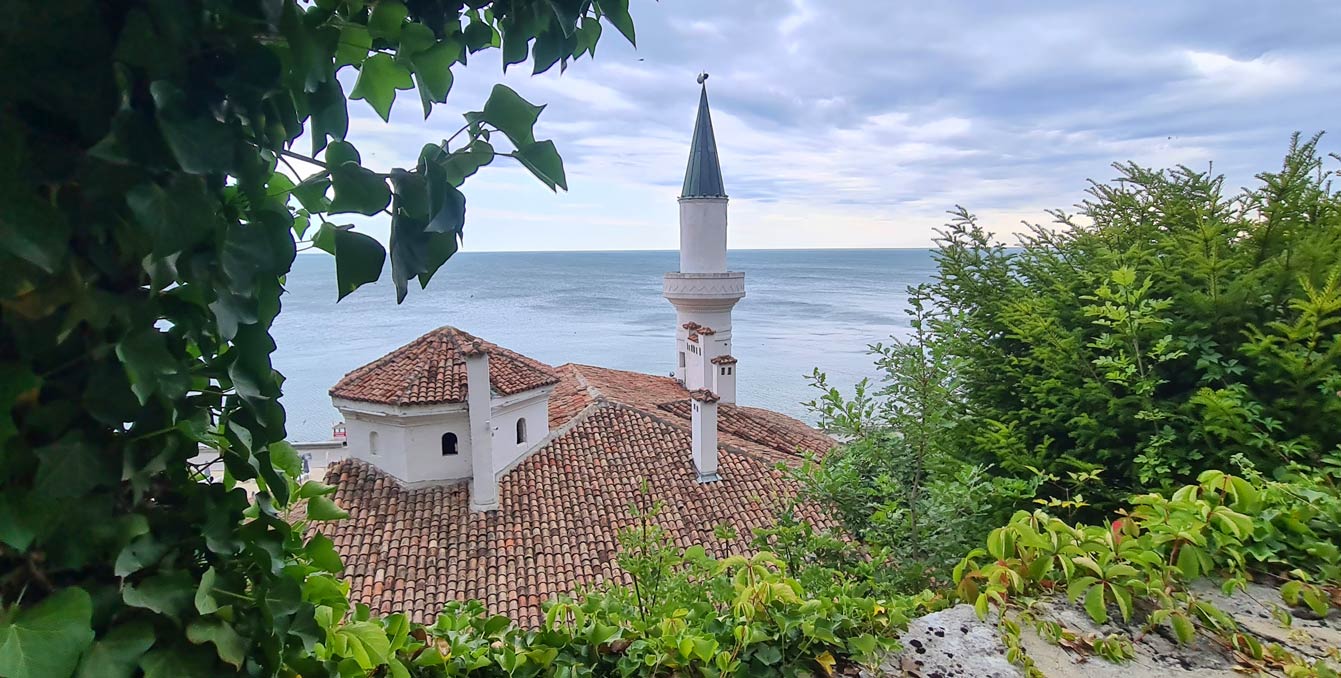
[324,1,1341,252]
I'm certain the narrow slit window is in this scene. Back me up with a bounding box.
[515,418,527,445]
[369,431,379,456]
[441,432,459,456]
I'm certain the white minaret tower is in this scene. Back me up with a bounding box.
[664,74,744,403]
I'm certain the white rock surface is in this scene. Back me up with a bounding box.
[874,604,1023,677]
[864,584,1339,677]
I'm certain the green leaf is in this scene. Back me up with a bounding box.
[336,23,372,67]
[298,480,338,498]
[116,328,188,403]
[139,644,218,678]
[75,621,155,678]
[847,633,879,657]
[194,567,221,615]
[1066,576,1097,603]
[149,82,237,174]
[293,174,332,212]
[123,571,196,622]
[514,140,567,191]
[1110,584,1134,622]
[595,0,635,46]
[1170,613,1195,645]
[0,588,96,678]
[753,643,782,666]
[986,527,1009,560]
[325,140,361,167]
[1280,580,1304,605]
[333,228,387,300]
[310,78,349,155]
[501,22,529,70]
[338,621,392,669]
[115,533,165,578]
[478,84,544,147]
[330,164,391,215]
[576,16,602,57]
[186,618,245,668]
[546,0,584,35]
[269,440,303,479]
[350,54,414,122]
[396,22,435,61]
[307,533,345,572]
[308,495,349,521]
[1082,583,1108,624]
[412,43,456,116]
[367,0,409,40]
[35,437,109,499]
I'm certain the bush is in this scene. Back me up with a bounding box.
[921,134,1341,507]
[801,293,1038,591]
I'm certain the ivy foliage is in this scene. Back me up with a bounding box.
[954,459,1341,676]
[0,0,633,675]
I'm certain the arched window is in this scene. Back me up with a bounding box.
[441,432,459,456]
[515,418,527,444]
[368,430,379,456]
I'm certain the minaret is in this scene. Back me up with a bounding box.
[664,74,745,403]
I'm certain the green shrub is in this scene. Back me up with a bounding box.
[923,133,1341,506]
[802,292,1038,591]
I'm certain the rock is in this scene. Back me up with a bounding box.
[874,604,1023,677]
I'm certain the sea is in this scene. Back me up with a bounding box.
[273,249,939,442]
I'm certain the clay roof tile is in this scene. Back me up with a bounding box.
[329,326,558,406]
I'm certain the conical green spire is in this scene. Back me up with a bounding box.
[681,80,726,198]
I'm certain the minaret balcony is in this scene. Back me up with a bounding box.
[663,271,746,308]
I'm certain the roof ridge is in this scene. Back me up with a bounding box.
[598,400,782,469]
[495,399,605,478]
[569,364,603,401]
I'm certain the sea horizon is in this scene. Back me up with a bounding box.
[274,248,939,442]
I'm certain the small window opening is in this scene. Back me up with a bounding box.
[516,418,528,445]
[679,351,686,367]
[720,366,728,376]
[369,430,379,456]
[441,432,459,456]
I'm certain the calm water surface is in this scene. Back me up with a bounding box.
[273,249,937,441]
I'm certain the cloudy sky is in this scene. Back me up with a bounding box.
[336,1,1341,251]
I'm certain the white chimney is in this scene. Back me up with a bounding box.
[690,389,720,482]
[464,341,498,511]
[697,326,717,390]
[711,355,736,404]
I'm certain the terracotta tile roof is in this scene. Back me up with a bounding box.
[710,355,737,365]
[549,364,834,465]
[697,326,716,335]
[681,322,701,331]
[329,327,559,406]
[687,332,700,342]
[321,357,837,628]
[321,403,837,626]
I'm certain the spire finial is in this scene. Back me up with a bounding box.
[681,74,725,198]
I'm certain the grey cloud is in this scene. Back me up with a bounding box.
[338,0,1341,248]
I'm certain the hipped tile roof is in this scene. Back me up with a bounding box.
[320,354,836,627]
[328,327,559,406]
